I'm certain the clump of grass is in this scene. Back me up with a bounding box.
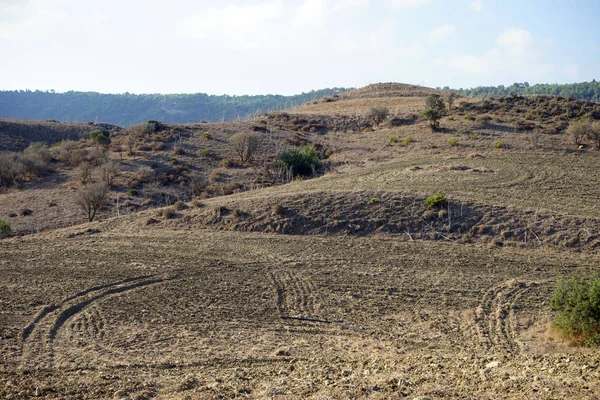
[447,115,455,121]
[470,133,480,140]
[219,159,230,168]
[425,192,446,208]
[271,204,285,216]
[493,140,505,149]
[170,157,178,164]
[0,219,14,238]
[399,136,414,147]
[370,197,380,204]
[447,138,459,147]
[197,149,210,157]
[128,188,138,196]
[173,146,185,155]
[202,132,212,140]
[551,272,600,347]
[389,136,399,144]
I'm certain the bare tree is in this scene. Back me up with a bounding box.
[74,183,109,222]
[98,159,120,187]
[446,92,458,112]
[366,106,390,126]
[231,132,262,164]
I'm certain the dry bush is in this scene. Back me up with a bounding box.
[136,165,155,182]
[588,121,600,149]
[567,120,588,146]
[22,143,53,177]
[78,162,93,185]
[97,160,120,187]
[187,173,206,197]
[173,146,185,155]
[159,207,177,219]
[209,169,224,182]
[0,152,27,188]
[74,182,109,222]
[52,140,87,166]
[231,132,262,164]
[366,106,390,127]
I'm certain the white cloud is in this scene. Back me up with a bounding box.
[468,0,482,12]
[384,0,431,9]
[435,28,555,81]
[428,24,456,44]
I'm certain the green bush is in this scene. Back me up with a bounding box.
[197,149,210,157]
[551,272,600,347]
[202,132,212,139]
[493,140,504,149]
[470,133,480,140]
[277,146,321,177]
[399,136,414,147]
[370,197,380,203]
[425,192,446,208]
[0,219,14,238]
[128,188,138,196]
[389,136,399,144]
[447,138,459,146]
[90,129,111,147]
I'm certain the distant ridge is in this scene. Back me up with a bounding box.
[0,88,350,127]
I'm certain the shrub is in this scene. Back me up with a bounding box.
[90,129,111,147]
[551,272,600,347]
[187,173,206,196]
[219,159,230,168]
[567,120,588,146]
[74,183,109,222]
[277,146,321,177]
[0,219,14,238]
[447,115,455,121]
[370,197,380,204]
[22,143,53,177]
[231,132,262,164]
[588,121,600,150]
[0,152,27,188]
[389,136,399,144]
[447,138,459,147]
[128,188,138,196]
[173,146,185,155]
[493,140,505,149]
[366,106,390,126]
[202,132,212,139]
[197,149,210,157]
[98,160,120,187]
[470,133,480,140]
[424,108,441,131]
[399,136,414,147]
[425,192,446,208]
[78,162,93,185]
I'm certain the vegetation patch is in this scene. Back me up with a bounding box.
[551,272,600,347]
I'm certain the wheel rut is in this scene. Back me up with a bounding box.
[20,274,173,368]
[472,279,535,354]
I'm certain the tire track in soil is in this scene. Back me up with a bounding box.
[270,270,320,319]
[472,280,535,354]
[20,274,173,368]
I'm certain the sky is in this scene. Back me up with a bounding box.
[1,0,599,95]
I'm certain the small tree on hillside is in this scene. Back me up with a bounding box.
[231,132,262,164]
[424,94,446,131]
[90,129,111,147]
[74,182,109,222]
[367,106,390,127]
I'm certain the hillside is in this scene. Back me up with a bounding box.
[0,88,350,127]
[2,82,600,399]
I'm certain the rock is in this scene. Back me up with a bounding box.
[34,388,41,397]
[486,361,500,369]
[18,391,27,398]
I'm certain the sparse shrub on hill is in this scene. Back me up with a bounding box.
[424,94,445,131]
[567,120,588,146]
[0,152,27,188]
[588,121,600,149]
[0,219,14,238]
[187,172,206,197]
[425,192,446,208]
[277,145,321,177]
[74,182,109,222]
[97,160,120,187]
[231,132,262,165]
[366,106,390,127]
[551,272,600,347]
[22,142,53,177]
[446,92,458,112]
[90,129,111,147]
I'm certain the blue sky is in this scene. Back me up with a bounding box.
[1,0,599,95]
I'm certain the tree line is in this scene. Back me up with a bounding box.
[444,80,600,101]
[0,88,350,127]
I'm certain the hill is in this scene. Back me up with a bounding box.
[448,80,600,101]
[0,88,350,127]
[2,83,600,399]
